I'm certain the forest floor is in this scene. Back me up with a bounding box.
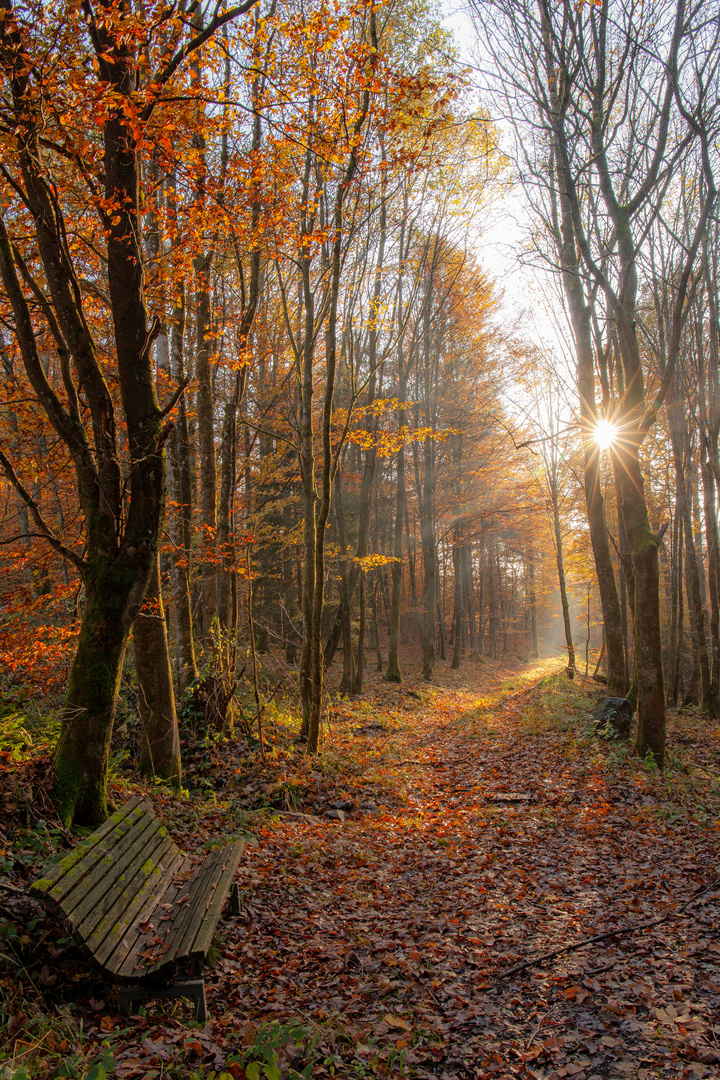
[2,655,720,1080]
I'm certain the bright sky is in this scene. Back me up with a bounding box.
[440,0,576,380]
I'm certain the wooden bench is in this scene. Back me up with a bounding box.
[31,796,244,1021]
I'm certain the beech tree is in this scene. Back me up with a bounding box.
[0,0,259,825]
[475,0,719,764]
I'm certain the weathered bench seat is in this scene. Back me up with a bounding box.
[31,797,244,1018]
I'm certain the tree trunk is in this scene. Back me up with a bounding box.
[617,445,665,762]
[527,549,539,659]
[667,368,712,712]
[420,434,436,677]
[386,196,409,682]
[478,533,485,655]
[371,572,383,671]
[462,545,478,655]
[552,167,626,694]
[673,519,684,705]
[386,451,404,681]
[489,542,499,660]
[54,569,134,826]
[353,572,366,695]
[334,469,354,697]
[666,506,679,705]
[702,446,720,711]
[167,289,198,692]
[550,475,575,672]
[451,531,464,669]
[195,251,218,633]
[435,554,446,662]
[218,376,240,633]
[134,554,181,785]
[0,19,175,824]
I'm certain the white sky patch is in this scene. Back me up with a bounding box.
[440,0,577,389]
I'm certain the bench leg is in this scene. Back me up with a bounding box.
[230,880,241,916]
[117,979,207,1022]
[194,981,208,1023]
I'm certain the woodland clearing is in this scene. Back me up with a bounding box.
[1,657,720,1080]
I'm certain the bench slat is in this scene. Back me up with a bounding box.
[61,812,164,926]
[147,845,229,976]
[189,840,245,961]
[115,856,197,979]
[30,798,144,899]
[51,807,156,912]
[75,832,177,950]
[96,849,187,975]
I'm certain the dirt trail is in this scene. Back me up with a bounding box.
[214,658,720,1079]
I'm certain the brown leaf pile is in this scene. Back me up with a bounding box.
[210,659,720,1079]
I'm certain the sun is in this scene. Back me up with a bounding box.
[594,418,618,451]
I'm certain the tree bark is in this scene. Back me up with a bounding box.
[420,288,436,679]
[334,469,354,697]
[462,545,478,656]
[702,443,720,712]
[353,571,366,696]
[167,289,198,692]
[451,530,464,669]
[550,147,626,695]
[548,468,575,672]
[134,554,181,784]
[667,375,713,714]
[527,549,539,660]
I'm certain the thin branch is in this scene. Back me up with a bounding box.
[140,0,264,124]
[160,376,191,418]
[0,450,85,572]
[500,877,720,980]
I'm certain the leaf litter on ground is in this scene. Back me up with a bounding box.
[2,655,720,1080]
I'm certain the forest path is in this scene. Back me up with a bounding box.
[213,657,720,1080]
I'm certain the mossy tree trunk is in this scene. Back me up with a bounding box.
[55,558,146,826]
[133,554,181,786]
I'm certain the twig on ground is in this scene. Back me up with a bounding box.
[581,958,627,976]
[392,759,439,767]
[524,1003,558,1049]
[272,810,321,824]
[500,877,720,979]
[0,880,30,897]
